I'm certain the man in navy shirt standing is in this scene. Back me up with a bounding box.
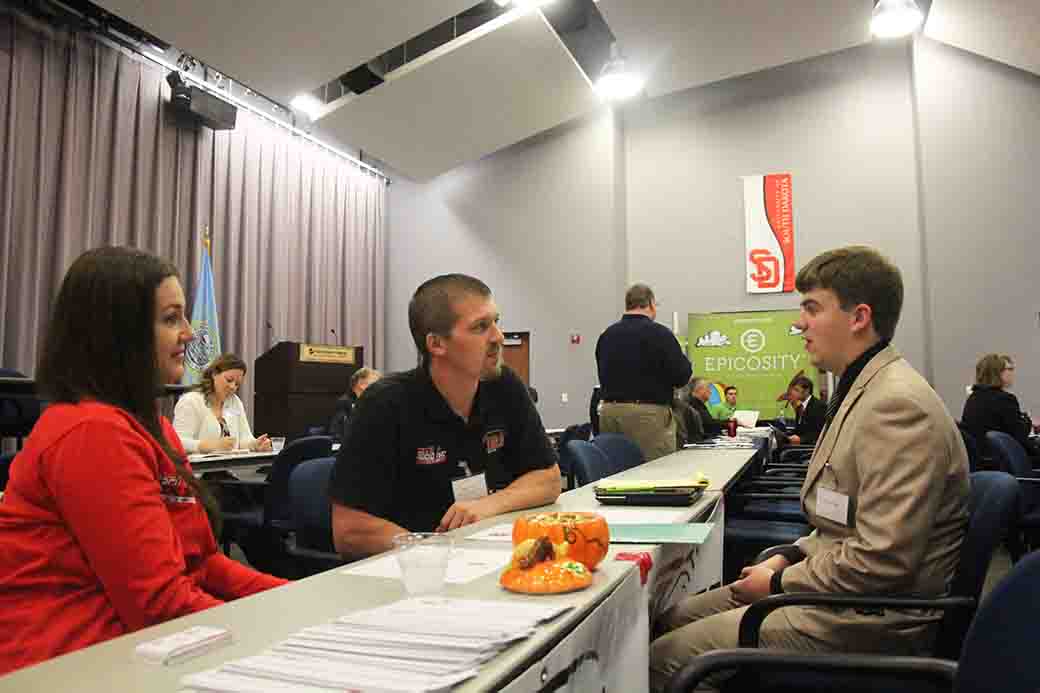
[596,284,692,461]
[328,274,561,560]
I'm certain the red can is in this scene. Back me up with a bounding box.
[727,419,737,437]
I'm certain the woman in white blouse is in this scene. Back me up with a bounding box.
[173,353,272,454]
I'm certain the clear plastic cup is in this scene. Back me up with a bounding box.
[271,437,286,453]
[392,533,453,595]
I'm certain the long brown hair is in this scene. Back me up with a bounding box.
[37,246,221,533]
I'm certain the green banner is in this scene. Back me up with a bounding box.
[687,310,821,419]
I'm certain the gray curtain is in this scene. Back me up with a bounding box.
[0,9,386,419]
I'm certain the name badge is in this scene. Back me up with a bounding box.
[816,486,850,526]
[452,472,488,502]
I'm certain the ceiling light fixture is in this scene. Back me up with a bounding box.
[870,0,924,39]
[595,43,643,102]
[290,93,325,120]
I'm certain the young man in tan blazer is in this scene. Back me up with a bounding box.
[650,246,971,692]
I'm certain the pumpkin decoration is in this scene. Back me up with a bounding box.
[512,512,609,571]
[500,537,593,594]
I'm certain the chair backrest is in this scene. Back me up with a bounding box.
[557,423,592,488]
[590,432,645,470]
[955,550,1040,693]
[956,423,980,473]
[933,471,1019,659]
[0,453,15,492]
[264,435,334,528]
[0,368,41,444]
[288,456,337,552]
[985,431,1031,477]
[566,439,613,487]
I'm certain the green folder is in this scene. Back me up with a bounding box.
[609,523,714,544]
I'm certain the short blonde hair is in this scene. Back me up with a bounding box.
[975,353,1013,388]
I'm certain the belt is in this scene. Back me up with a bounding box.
[603,399,670,407]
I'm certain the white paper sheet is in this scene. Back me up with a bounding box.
[341,547,509,584]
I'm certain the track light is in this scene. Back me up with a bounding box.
[870,0,924,39]
[594,43,643,102]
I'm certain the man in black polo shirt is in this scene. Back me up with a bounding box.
[596,283,692,461]
[328,274,561,559]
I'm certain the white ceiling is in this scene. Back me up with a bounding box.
[92,0,477,103]
[92,0,1040,181]
[316,9,597,181]
[597,0,873,99]
[924,0,1040,77]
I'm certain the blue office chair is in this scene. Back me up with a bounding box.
[668,539,1040,693]
[566,439,613,487]
[557,423,592,490]
[986,431,1040,560]
[219,435,333,573]
[286,456,345,577]
[590,432,645,469]
[666,471,1019,693]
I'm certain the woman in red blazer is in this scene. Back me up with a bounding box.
[0,247,288,674]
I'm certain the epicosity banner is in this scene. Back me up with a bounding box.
[688,310,821,419]
[743,173,795,294]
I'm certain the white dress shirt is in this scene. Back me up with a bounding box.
[172,390,258,454]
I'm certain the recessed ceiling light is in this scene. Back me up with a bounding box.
[595,44,644,102]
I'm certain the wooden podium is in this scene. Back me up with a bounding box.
[253,341,363,439]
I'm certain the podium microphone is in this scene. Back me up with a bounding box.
[266,321,277,348]
[330,328,339,346]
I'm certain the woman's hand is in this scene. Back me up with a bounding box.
[251,434,272,452]
[200,437,235,453]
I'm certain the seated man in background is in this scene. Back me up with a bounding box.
[329,274,561,560]
[650,245,970,692]
[687,377,723,438]
[785,374,826,446]
[709,385,739,422]
[328,367,382,441]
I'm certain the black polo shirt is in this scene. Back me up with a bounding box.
[328,365,558,532]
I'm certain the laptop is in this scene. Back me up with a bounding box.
[594,478,708,507]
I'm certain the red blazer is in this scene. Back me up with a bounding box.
[0,401,287,674]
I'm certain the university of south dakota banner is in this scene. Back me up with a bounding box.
[688,310,820,419]
[743,173,795,294]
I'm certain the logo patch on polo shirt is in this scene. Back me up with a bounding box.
[484,429,506,454]
[416,446,448,466]
[159,474,197,505]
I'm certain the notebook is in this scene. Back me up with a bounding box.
[594,478,709,507]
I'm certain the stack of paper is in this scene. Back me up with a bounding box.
[683,436,758,450]
[181,598,572,693]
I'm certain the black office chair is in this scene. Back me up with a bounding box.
[986,431,1040,560]
[956,423,980,473]
[0,368,42,449]
[285,456,345,577]
[669,528,1039,693]
[667,471,1020,693]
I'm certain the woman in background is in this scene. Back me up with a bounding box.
[0,247,287,674]
[962,353,1039,461]
[173,353,271,454]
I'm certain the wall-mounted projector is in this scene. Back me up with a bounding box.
[166,72,237,131]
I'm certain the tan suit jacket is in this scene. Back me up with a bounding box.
[780,345,970,650]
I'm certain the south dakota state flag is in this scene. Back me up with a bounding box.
[182,242,221,385]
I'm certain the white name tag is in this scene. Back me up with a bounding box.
[816,486,850,526]
[452,472,488,502]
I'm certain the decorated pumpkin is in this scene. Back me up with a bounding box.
[512,512,609,571]
[500,537,593,594]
